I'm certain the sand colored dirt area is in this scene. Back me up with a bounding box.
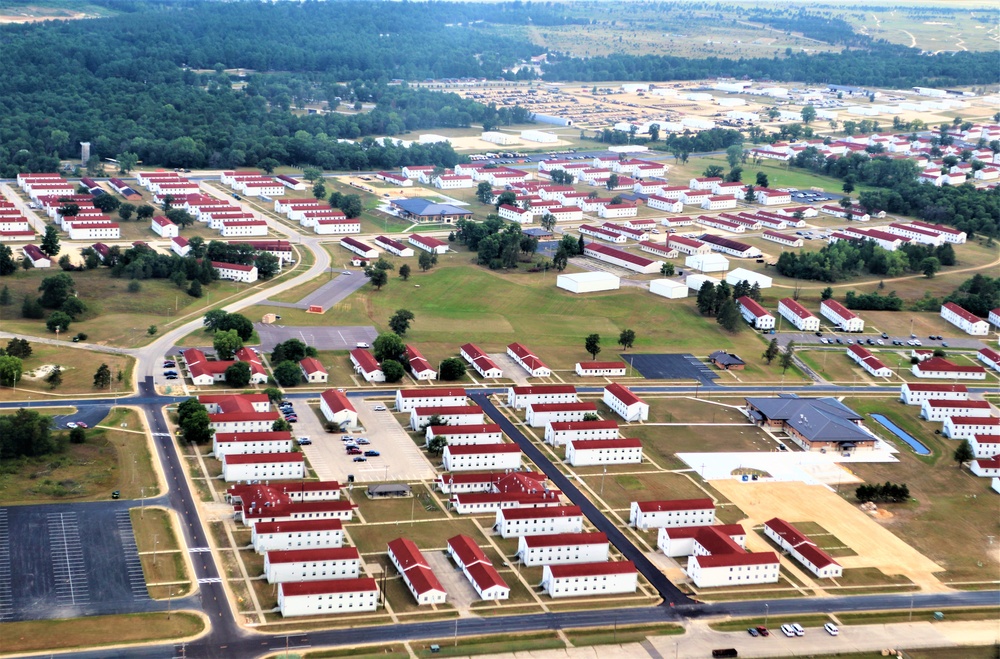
[711,480,948,593]
[447,134,575,151]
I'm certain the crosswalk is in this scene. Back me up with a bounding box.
[115,510,150,600]
[197,577,223,584]
[188,547,212,553]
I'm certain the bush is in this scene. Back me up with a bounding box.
[69,427,86,444]
[439,357,467,381]
[127,280,142,293]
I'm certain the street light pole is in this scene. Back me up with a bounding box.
[764,602,769,628]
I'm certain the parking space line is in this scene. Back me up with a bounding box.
[116,511,151,600]
[0,509,13,621]
[47,513,90,605]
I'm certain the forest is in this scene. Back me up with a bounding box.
[0,1,545,174]
[541,45,996,88]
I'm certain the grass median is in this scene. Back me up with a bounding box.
[0,612,204,655]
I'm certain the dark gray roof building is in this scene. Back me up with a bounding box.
[745,395,875,451]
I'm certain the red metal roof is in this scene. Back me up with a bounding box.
[511,385,576,396]
[925,399,990,409]
[320,389,356,414]
[635,498,714,513]
[548,420,619,432]
[500,505,581,521]
[215,431,292,444]
[943,302,984,324]
[949,417,1000,426]
[547,560,636,578]
[445,443,520,455]
[350,349,381,373]
[821,298,858,320]
[568,438,642,450]
[737,296,771,318]
[693,551,779,568]
[527,402,598,412]
[447,534,490,568]
[409,233,447,248]
[413,405,482,416]
[252,518,343,535]
[223,453,304,466]
[279,577,377,597]
[387,538,427,570]
[428,424,500,435]
[522,532,608,548]
[605,382,645,407]
[779,298,815,320]
[661,524,745,540]
[903,383,967,392]
[299,357,326,374]
[266,547,359,564]
[584,243,656,267]
[398,387,467,398]
[466,562,509,592]
[915,357,985,374]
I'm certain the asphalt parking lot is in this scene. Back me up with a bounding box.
[52,405,112,430]
[776,331,988,350]
[1,502,157,621]
[298,399,436,484]
[262,270,370,312]
[624,353,719,384]
[255,324,379,352]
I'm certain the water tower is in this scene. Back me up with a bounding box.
[80,142,91,163]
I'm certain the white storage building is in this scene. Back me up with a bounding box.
[725,267,772,289]
[557,271,621,294]
[649,278,687,299]
[685,253,730,273]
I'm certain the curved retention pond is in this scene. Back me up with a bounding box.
[870,414,931,455]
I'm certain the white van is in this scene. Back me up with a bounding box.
[780,624,796,637]
[356,342,370,349]
[824,622,839,636]
[791,623,805,636]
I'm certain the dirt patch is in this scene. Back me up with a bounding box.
[22,363,59,379]
[712,480,948,592]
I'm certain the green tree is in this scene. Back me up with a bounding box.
[606,173,619,190]
[585,333,601,360]
[540,213,557,232]
[0,285,11,306]
[399,264,411,281]
[372,332,406,363]
[439,357,467,381]
[273,418,293,432]
[953,439,974,468]
[264,387,284,403]
[116,151,139,174]
[272,339,309,364]
[5,338,32,359]
[717,298,741,332]
[418,251,435,272]
[779,341,795,374]
[217,312,254,340]
[46,311,73,333]
[166,209,195,228]
[213,329,243,359]
[696,281,717,316]
[203,309,228,331]
[618,329,636,351]
[427,435,448,456]
[273,360,303,386]
[128,280,142,293]
[365,266,388,290]
[302,167,322,183]
[726,144,743,169]
[21,296,44,319]
[755,172,768,188]
[118,202,136,221]
[225,361,252,388]
[136,204,156,221]
[0,355,23,387]
[744,184,756,204]
[381,358,404,383]
[921,257,940,278]
[0,247,16,277]
[821,287,833,300]
[703,165,725,179]
[475,181,493,205]
[258,157,279,174]
[255,252,281,280]
[660,262,674,277]
[61,296,87,319]
[188,279,203,297]
[763,338,780,364]
[93,363,112,388]
[147,324,157,336]
[801,105,817,124]
[842,179,855,195]
[648,123,660,142]
[93,194,120,213]
[46,365,62,389]
[40,225,61,257]
[313,181,327,200]
[389,309,415,336]
[182,407,214,445]
[69,426,87,444]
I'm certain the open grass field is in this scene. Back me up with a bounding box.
[841,397,1000,586]
[0,612,205,654]
[246,262,797,382]
[346,517,483,555]
[670,154,872,197]
[0,343,134,401]
[0,407,158,503]
[0,266,247,347]
[579,470,712,512]
[624,421,776,470]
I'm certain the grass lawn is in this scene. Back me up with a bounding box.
[579,471,711,512]
[0,344,135,401]
[306,646,409,659]
[625,422,775,470]
[347,518,485,556]
[0,407,158,503]
[349,484,447,524]
[565,623,684,647]
[131,507,192,598]
[709,613,832,631]
[0,612,204,654]
[819,567,912,589]
[841,397,1000,584]
[0,267,247,348]
[412,632,565,657]
[670,154,868,196]
[245,262,786,376]
[836,607,1000,626]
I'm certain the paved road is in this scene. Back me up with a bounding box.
[260,268,370,311]
[470,392,690,605]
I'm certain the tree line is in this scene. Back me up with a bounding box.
[775,239,956,283]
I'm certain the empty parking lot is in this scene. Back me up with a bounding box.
[623,353,719,384]
[255,324,378,352]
